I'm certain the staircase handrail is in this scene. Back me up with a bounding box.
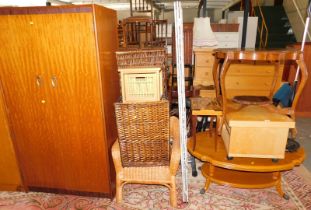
[292,0,311,41]
[252,0,268,48]
[130,0,153,18]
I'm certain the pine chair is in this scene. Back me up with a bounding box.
[112,100,180,207]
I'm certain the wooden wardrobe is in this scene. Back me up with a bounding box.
[0,87,22,191]
[0,4,120,197]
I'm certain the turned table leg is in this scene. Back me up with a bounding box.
[216,115,223,136]
[274,172,290,200]
[192,114,197,151]
[200,163,214,194]
[200,178,211,194]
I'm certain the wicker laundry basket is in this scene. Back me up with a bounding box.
[114,100,170,167]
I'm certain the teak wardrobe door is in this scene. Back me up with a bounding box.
[34,13,110,192]
[0,85,22,190]
[0,15,56,187]
[0,14,23,191]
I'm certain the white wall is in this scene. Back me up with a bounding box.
[283,0,310,42]
[117,9,194,23]
[162,8,198,23]
[227,11,244,23]
[117,10,131,21]
[212,9,223,23]
[263,0,274,6]
[117,7,228,24]
[237,16,258,48]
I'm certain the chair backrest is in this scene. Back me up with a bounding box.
[117,20,124,48]
[172,23,193,65]
[122,16,153,48]
[114,100,170,167]
[122,17,168,49]
[150,19,168,48]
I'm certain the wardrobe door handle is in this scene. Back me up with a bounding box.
[51,76,57,88]
[36,75,42,87]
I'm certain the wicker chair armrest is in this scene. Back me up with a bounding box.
[169,116,181,174]
[111,139,123,173]
[170,146,181,175]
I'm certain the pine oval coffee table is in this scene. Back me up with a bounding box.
[187,131,305,199]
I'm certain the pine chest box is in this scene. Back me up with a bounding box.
[221,105,295,159]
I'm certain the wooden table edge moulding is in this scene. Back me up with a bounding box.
[188,49,308,199]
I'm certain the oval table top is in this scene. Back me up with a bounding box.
[188,131,305,172]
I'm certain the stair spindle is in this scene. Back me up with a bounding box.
[135,0,137,11]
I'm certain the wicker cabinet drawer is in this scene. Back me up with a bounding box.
[119,68,163,102]
[195,53,214,67]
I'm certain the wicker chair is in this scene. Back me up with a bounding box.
[112,100,180,207]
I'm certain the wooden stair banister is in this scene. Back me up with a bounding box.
[130,0,153,18]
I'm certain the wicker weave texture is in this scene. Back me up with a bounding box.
[114,101,170,167]
[116,48,166,69]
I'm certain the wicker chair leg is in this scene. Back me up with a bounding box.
[169,179,177,207]
[116,179,123,203]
